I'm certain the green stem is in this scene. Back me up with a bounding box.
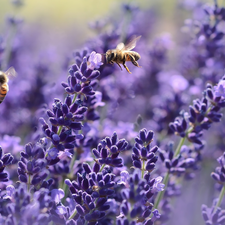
[100,163,106,172]
[57,125,63,135]
[154,132,188,209]
[69,152,77,178]
[72,93,78,104]
[154,171,170,210]
[27,174,31,192]
[174,137,186,157]
[69,208,77,220]
[213,185,225,213]
[61,178,69,203]
[141,161,145,179]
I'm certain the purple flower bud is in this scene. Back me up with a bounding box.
[18,161,26,170]
[112,157,123,166]
[47,110,55,117]
[111,132,117,145]
[65,95,72,107]
[57,116,64,126]
[92,149,100,158]
[135,137,143,145]
[81,76,87,83]
[80,61,87,74]
[76,205,86,216]
[76,106,88,114]
[19,174,27,183]
[72,64,79,72]
[61,82,69,88]
[70,102,79,113]
[141,147,147,158]
[146,163,155,171]
[81,86,92,95]
[83,163,92,174]
[52,134,60,142]
[110,145,118,153]
[74,71,83,80]
[49,117,58,125]
[133,160,142,169]
[71,76,77,88]
[101,148,108,159]
[65,87,74,93]
[146,130,154,142]
[151,146,158,153]
[74,83,82,92]
[89,70,100,80]
[171,158,179,167]
[47,148,59,160]
[25,143,32,156]
[70,122,82,130]
[26,161,33,173]
[116,139,126,150]
[165,159,171,169]
[62,104,69,115]
[142,209,151,218]
[68,68,74,75]
[52,125,58,134]
[133,147,140,156]
[139,129,146,142]
[93,162,100,173]
[105,137,112,148]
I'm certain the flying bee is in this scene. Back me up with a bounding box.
[0,67,16,104]
[105,35,141,74]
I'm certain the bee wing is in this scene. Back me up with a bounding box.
[123,35,141,51]
[5,67,16,78]
[116,42,125,50]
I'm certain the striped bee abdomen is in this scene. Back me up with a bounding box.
[0,83,8,103]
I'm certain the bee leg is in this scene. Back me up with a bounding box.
[130,55,142,68]
[123,63,132,74]
[116,63,123,71]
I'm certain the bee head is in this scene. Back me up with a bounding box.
[105,50,115,63]
[0,72,7,84]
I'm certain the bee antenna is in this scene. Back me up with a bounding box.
[101,53,106,56]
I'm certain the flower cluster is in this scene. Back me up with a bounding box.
[61,54,101,98]
[159,142,195,174]
[116,171,163,225]
[65,164,115,224]
[17,142,48,186]
[132,129,159,172]
[169,77,225,146]
[0,147,13,182]
[2,1,225,225]
[92,132,129,168]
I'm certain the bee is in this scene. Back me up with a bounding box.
[0,67,16,104]
[105,35,141,74]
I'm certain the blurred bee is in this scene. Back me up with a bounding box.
[0,67,16,104]
[105,35,141,74]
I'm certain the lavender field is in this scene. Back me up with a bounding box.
[0,0,225,224]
